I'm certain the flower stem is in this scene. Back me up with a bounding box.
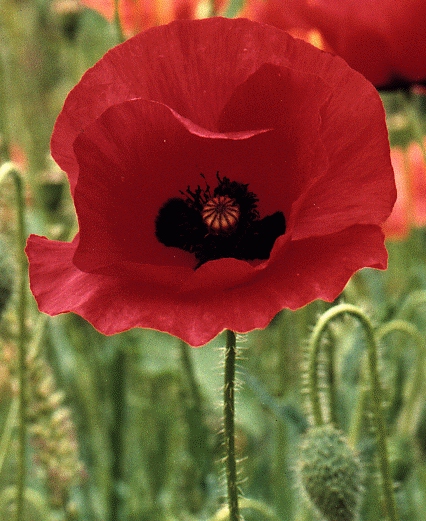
[0,162,27,521]
[179,340,203,413]
[224,330,240,521]
[110,347,126,521]
[307,304,399,521]
[178,340,211,510]
[375,319,425,437]
[209,497,280,521]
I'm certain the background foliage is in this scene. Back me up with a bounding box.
[1,0,426,520]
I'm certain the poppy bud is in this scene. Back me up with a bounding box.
[297,424,363,521]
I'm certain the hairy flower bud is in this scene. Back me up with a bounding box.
[297,425,363,521]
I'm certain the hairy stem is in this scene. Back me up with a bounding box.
[376,319,425,437]
[0,162,27,521]
[110,347,126,521]
[224,330,240,521]
[307,304,399,521]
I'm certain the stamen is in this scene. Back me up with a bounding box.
[155,173,286,267]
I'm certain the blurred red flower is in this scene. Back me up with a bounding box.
[241,0,426,89]
[78,0,228,35]
[78,0,197,35]
[384,141,426,239]
[26,18,395,346]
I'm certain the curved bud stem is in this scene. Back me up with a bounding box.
[375,319,425,437]
[224,330,240,521]
[307,303,399,521]
[0,162,28,521]
[397,289,426,321]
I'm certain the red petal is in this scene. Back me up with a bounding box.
[71,96,320,272]
[289,56,395,239]
[26,224,387,347]
[243,0,426,88]
[31,18,396,345]
[71,98,272,271]
[50,17,350,192]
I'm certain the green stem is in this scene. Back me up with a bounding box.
[110,347,126,521]
[347,379,369,448]
[224,330,240,521]
[178,340,211,510]
[179,341,203,413]
[376,320,425,437]
[325,330,337,426]
[0,486,49,519]
[0,398,19,476]
[307,313,328,427]
[0,162,27,521]
[307,304,399,521]
[397,289,426,321]
[209,497,280,521]
[26,314,48,363]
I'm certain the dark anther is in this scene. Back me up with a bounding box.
[155,173,286,267]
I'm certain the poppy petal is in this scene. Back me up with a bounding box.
[28,18,396,346]
[26,224,387,346]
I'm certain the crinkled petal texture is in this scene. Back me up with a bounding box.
[243,0,426,88]
[26,18,396,346]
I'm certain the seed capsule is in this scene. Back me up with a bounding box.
[201,195,240,235]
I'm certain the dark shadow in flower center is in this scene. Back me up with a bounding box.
[155,173,285,268]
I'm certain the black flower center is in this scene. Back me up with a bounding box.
[155,173,285,267]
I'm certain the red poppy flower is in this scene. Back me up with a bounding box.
[26,18,395,346]
[242,0,426,89]
[384,141,426,239]
[79,0,200,35]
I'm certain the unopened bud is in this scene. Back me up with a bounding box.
[297,424,363,521]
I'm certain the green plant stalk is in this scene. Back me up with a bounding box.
[209,497,281,521]
[307,317,326,427]
[0,486,49,519]
[347,379,369,449]
[375,319,425,437]
[224,330,240,521]
[397,289,426,321]
[274,310,297,520]
[0,398,19,476]
[0,162,28,521]
[325,331,338,426]
[179,340,203,412]
[307,304,399,521]
[307,314,338,427]
[179,340,211,474]
[110,347,126,521]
